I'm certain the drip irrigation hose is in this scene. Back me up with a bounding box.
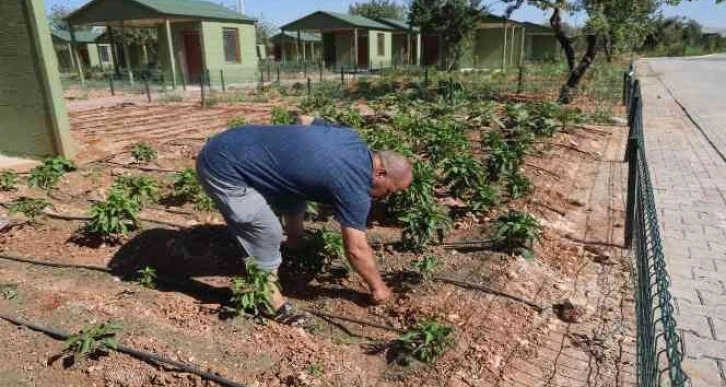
[303,309,404,334]
[433,276,544,313]
[0,313,245,387]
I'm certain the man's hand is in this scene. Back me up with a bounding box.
[372,285,393,304]
[341,226,392,304]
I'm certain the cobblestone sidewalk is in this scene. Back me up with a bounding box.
[640,58,726,387]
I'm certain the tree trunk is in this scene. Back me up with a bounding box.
[559,34,599,104]
[603,36,613,62]
[549,8,575,72]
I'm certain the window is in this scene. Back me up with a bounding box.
[99,46,109,62]
[377,33,385,56]
[223,28,241,63]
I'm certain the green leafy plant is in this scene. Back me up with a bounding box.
[440,154,486,198]
[230,261,278,317]
[193,193,216,212]
[172,168,201,201]
[491,210,542,257]
[62,321,122,360]
[0,283,18,300]
[131,143,157,163]
[388,161,436,216]
[0,170,19,191]
[556,107,583,131]
[27,156,76,190]
[399,200,452,251]
[410,256,441,281]
[469,185,500,213]
[112,175,159,207]
[394,318,454,364]
[306,362,325,378]
[136,266,157,289]
[505,172,533,199]
[485,132,526,182]
[7,197,50,220]
[228,116,247,127]
[270,106,295,125]
[87,189,140,240]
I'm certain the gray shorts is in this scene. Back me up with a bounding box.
[196,161,283,271]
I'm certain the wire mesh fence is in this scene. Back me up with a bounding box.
[623,65,688,387]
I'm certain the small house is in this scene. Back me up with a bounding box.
[50,28,114,72]
[66,0,258,86]
[270,31,322,63]
[280,11,420,70]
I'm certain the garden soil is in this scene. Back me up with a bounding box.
[0,100,634,387]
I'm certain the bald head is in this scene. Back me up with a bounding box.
[370,151,413,200]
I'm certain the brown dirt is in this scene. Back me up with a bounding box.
[0,101,635,387]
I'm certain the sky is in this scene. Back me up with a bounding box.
[46,0,726,29]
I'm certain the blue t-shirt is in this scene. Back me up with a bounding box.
[198,125,373,230]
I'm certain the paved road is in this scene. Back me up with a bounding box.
[641,54,726,387]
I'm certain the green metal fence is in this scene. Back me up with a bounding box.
[624,65,688,387]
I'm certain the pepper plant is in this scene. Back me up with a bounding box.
[505,172,533,199]
[394,318,454,364]
[28,156,76,190]
[131,142,157,163]
[439,154,486,199]
[230,261,278,317]
[87,189,140,240]
[0,170,18,191]
[410,256,441,281]
[7,197,50,221]
[491,210,542,257]
[270,106,295,125]
[136,266,157,289]
[399,200,452,251]
[112,175,159,207]
[62,321,122,360]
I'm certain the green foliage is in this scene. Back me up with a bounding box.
[270,106,295,125]
[440,154,486,198]
[528,103,560,137]
[469,184,500,213]
[0,171,19,191]
[136,266,157,288]
[0,283,18,300]
[349,0,406,19]
[28,156,76,190]
[172,168,215,211]
[62,321,122,359]
[399,200,452,251]
[491,210,542,256]
[112,175,159,207]
[409,0,483,71]
[388,161,436,215]
[395,318,454,363]
[230,261,277,317]
[306,362,325,378]
[485,132,525,182]
[87,189,140,239]
[228,116,247,127]
[410,256,441,281]
[505,172,533,199]
[556,107,583,131]
[7,197,49,220]
[131,143,157,163]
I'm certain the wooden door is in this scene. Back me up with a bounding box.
[357,34,369,69]
[183,32,203,83]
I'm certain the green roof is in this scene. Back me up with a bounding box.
[50,28,102,43]
[375,18,420,32]
[280,11,394,31]
[132,0,255,21]
[272,31,322,42]
[67,0,255,25]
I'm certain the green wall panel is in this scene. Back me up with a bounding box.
[202,21,257,84]
[368,30,391,69]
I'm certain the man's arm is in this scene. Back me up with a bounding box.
[341,226,392,304]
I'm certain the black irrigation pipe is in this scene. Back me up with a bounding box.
[39,211,187,229]
[0,313,246,387]
[303,309,404,334]
[433,276,544,313]
[95,161,178,174]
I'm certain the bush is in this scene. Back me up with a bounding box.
[270,106,295,125]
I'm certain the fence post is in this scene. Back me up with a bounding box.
[267,61,271,82]
[319,61,323,82]
[220,69,226,93]
[424,67,429,85]
[200,75,206,107]
[303,61,307,79]
[624,82,641,247]
[307,78,311,96]
[108,73,115,96]
[340,67,344,87]
[205,69,210,88]
[276,65,280,84]
[144,76,151,102]
[517,66,524,94]
[181,74,186,91]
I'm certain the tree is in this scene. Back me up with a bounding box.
[504,0,718,103]
[48,5,71,31]
[349,0,407,19]
[409,0,484,71]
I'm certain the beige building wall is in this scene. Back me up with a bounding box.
[0,0,74,159]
